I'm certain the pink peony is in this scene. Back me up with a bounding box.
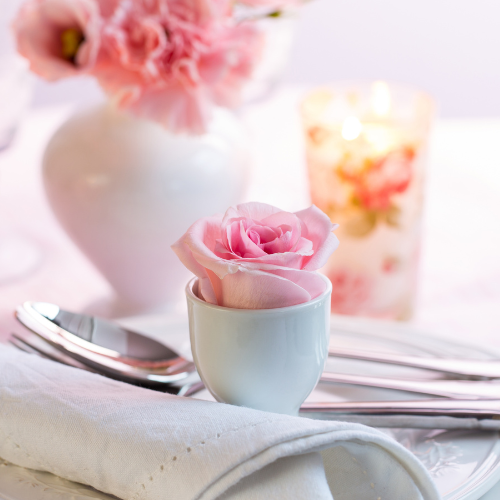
[13,0,102,80]
[93,0,262,133]
[172,202,339,309]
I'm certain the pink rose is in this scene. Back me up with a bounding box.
[13,0,102,80]
[172,202,339,309]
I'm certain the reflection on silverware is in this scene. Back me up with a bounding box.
[12,325,500,430]
[300,399,500,429]
[320,372,500,399]
[329,347,500,380]
[15,301,196,386]
[9,331,204,397]
[9,333,97,373]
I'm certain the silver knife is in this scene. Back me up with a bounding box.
[301,399,500,429]
[329,347,500,380]
[319,372,500,399]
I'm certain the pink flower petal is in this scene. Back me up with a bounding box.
[92,1,261,133]
[13,0,101,81]
[265,268,327,300]
[295,205,339,270]
[294,237,314,256]
[171,215,239,280]
[238,220,267,258]
[215,268,313,309]
[261,211,302,251]
[237,252,304,269]
[199,276,218,304]
[233,202,282,222]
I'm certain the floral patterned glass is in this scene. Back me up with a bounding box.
[301,82,434,320]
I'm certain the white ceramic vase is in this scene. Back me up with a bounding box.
[43,103,250,313]
[186,276,332,415]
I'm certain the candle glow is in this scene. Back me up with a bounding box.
[301,82,433,320]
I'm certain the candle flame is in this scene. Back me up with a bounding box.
[371,81,391,117]
[342,116,363,141]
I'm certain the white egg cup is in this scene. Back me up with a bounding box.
[186,275,332,415]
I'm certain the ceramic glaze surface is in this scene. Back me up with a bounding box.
[186,275,332,415]
[43,104,249,311]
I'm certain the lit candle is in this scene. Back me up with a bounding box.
[301,81,434,320]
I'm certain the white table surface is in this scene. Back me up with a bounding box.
[0,87,499,498]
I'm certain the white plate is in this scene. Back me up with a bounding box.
[1,314,500,500]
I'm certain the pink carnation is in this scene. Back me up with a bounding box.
[93,0,262,133]
[13,0,101,80]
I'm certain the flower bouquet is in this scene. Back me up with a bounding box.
[14,0,300,133]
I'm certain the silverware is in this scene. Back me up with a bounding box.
[319,372,500,399]
[300,399,500,429]
[15,301,499,399]
[9,332,203,397]
[12,325,500,429]
[9,332,97,373]
[16,301,196,386]
[329,347,500,380]
[15,323,497,400]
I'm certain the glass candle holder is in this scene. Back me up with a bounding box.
[301,81,434,320]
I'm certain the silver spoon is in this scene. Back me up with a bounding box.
[9,332,203,397]
[16,301,196,386]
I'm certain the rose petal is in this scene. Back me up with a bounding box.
[221,206,243,228]
[237,252,304,269]
[295,205,339,270]
[294,237,314,256]
[171,215,239,279]
[238,220,267,258]
[199,276,217,304]
[251,225,279,244]
[233,202,282,222]
[265,268,327,300]
[216,268,313,309]
[261,211,302,251]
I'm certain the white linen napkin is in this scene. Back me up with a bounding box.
[0,346,440,500]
